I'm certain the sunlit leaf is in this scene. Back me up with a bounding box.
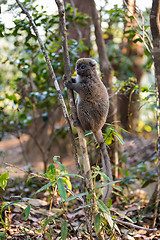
[0,172,9,190]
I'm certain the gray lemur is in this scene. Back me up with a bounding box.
[64,58,113,203]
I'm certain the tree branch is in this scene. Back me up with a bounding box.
[113,218,157,232]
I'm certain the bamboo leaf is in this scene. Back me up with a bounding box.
[94,180,120,189]
[3,200,21,210]
[34,181,56,195]
[41,218,53,229]
[97,199,110,214]
[64,192,88,203]
[61,220,68,240]
[113,132,124,144]
[61,173,84,178]
[95,213,101,234]
[0,172,9,190]
[98,172,111,181]
[24,205,31,220]
[57,178,67,200]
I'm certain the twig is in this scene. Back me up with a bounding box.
[113,218,157,232]
[4,162,49,180]
[109,86,122,99]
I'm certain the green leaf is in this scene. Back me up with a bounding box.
[54,159,66,172]
[64,192,88,203]
[3,200,21,210]
[98,172,111,181]
[34,181,56,195]
[0,232,6,240]
[95,213,101,234]
[27,176,36,182]
[61,221,68,240]
[57,178,67,200]
[61,173,84,179]
[24,205,31,220]
[0,172,9,190]
[113,185,123,192]
[142,179,156,188]
[113,132,124,144]
[112,210,133,223]
[94,180,120,189]
[41,218,53,229]
[107,198,112,208]
[89,173,98,180]
[46,164,57,180]
[97,199,110,214]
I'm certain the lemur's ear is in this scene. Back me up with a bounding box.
[89,60,96,67]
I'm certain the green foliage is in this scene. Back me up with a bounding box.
[0,232,6,240]
[104,123,125,146]
[0,0,89,136]
[0,172,9,190]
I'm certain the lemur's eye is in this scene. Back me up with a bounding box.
[81,64,85,69]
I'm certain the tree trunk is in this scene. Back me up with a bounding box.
[144,0,160,225]
[117,0,144,131]
[64,0,91,58]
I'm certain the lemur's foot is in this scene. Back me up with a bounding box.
[73,119,83,130]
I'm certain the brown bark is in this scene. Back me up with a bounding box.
[150,0,160,96]
[117,0,144,131]
[148,0,160,227]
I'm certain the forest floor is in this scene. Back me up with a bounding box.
[0,133,160,239]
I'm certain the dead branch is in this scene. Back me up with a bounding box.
[5,162,49,180]
[113,218,157,232]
